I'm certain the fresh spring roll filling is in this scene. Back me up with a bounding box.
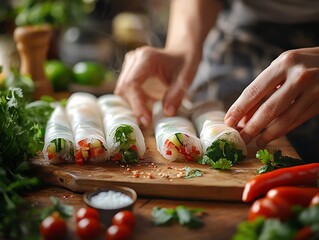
[43,105,75,163]
[194,109,247,169]
[153,102,202,161]
[66,92,107,164]
[98,94,146,164]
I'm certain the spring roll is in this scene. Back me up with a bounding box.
[66,92,107,164]
[98,94,146,163]
[193,106,247,168]
[42,105,75,163]
[153,102,202,161]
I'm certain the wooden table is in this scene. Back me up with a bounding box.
[24,136,299,240]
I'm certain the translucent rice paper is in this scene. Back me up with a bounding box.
[98,94,146,157]
[42,105,75,162]
[66,92,107,160]
[194,110,247,155]
[153,102,202,161]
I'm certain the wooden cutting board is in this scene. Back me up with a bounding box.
[30,130,299,202]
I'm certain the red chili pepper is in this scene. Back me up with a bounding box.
[242,163,319,202]
[248,196,291,221]
[266,187,319,207]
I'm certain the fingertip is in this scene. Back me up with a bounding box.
[240,132,252,144]
[163,104,176,117]
[224,116,237,127]
[139,115,150,128]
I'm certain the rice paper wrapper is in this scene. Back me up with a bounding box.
[194,111,247,155]
[42,105,75,162]
[66,92,107,150]
[98,94,146,157]
[153,100,202,161]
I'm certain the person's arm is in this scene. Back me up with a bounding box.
[115,0,222,127]
[163,0,222,116]
[224,47,319,147]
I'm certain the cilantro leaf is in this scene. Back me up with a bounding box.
[256,149,303,174]
[152,205,204,229]
[198,139,245,170]
[114,125,139,164]
[184,166,203,179]
[211,158,233,170]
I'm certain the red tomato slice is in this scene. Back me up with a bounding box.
[47,151,56,160]
[78,140,89,149]
[166,150,172,155]
[75,149,84,165]
[130,145,138,152]
[90,147,105,158]
[112,152,122,161]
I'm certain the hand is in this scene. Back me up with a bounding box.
[115,46,199,127]
[224,47,319,147]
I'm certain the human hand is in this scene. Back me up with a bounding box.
[115,46,199,127]
[224,47,319,147]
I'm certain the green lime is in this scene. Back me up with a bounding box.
[72,62,106,86]
[45,60,73,91]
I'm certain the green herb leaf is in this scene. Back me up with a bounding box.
[211,158,233,170]
[199,139,245,170]
[184,166,203,179]
[152,205,204,229]
[152,207,176,226]
[114,125,139,164]
[256,149,303,174]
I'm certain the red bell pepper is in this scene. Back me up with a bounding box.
[242,163,319,202]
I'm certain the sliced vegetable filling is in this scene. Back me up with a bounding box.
[164,133,201,161]
[111,125,140,164]
[46,138,74,163]
[198,139,245,170]
[75,138,106,165]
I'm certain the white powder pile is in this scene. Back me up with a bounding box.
[90,190,133,209]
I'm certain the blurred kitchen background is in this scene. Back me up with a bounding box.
[0,0,170,95]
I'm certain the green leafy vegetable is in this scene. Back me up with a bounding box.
[198,139,245,170]
[211,158,233,170]
[0,88,55,239]
[184,166,203,178]
[114,124,139,164]
[256,149,303,174]
[232,205,319,240]
[152,205,204,229]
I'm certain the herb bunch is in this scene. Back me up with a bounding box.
[0,88,54,239]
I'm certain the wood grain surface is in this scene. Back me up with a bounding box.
[30,130,299,202]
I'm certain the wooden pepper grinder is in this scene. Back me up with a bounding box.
[13,24,54,99]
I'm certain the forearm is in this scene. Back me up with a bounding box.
[165,0,222,61]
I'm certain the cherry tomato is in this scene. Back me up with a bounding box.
[40,212,67,240]
[248,197,292,221]
[105,224,133,240]
[77,218,101,240]
[310,193,319,206]
[112,210,136,227]
[76,207,100,222]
